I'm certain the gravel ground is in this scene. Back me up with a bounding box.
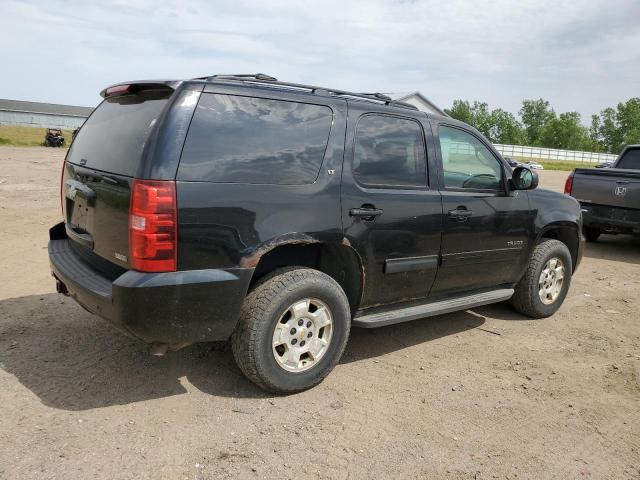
[0,147,638,480]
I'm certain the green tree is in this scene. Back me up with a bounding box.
[591,99,640,153]
[445,100,493,138]
[446,96,640,154]
[469,101,493,139]
[617,98,640,147]
[445,100,473,124]
[488,108,527,145]
[445,100,525,144]
[589,115,603,151]
[519,99,555,146]
[539,112,591,150]
[604,107,623,152]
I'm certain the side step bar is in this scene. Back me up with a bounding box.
[352,288,514,328]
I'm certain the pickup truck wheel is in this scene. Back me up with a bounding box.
[511,239,572,318]
[231,267,351,393]
[583,227,601,242]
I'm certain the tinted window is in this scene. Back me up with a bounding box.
[617,148,640,169]
[178,94,333,184]
[353,115,426,187]
[67,90,171,177]
[438,126,503,190]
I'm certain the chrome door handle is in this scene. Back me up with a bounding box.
[448,208,473,222]
[349,207,383,220]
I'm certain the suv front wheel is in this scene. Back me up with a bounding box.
[231,267,351,393]
[511,239,573,318]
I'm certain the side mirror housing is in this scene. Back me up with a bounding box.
[510,166,539,190]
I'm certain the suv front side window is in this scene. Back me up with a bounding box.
[438,125,504,191]
[353,115,427,188]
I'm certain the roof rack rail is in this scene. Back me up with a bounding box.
[199,74,419,111]
[211,73,278,82]
[358,92,417,110]
[362,92,393,102]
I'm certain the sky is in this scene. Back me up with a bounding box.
[2,0,639,120]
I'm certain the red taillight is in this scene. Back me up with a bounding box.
[129,179,177,272]
[564,172,574,195]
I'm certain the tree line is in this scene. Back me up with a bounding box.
[444,98,640,154]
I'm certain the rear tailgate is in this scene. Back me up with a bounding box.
[571,168,640,209]
[63,87,173,270]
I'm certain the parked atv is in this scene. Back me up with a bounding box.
[43,129,65,147]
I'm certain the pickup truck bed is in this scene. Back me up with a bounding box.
[569,146,640,237]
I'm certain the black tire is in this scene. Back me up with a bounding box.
[583,226,601,242]
[231,267,351,393]
[511,239,573,318]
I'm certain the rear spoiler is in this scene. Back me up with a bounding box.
[99,80,180,98]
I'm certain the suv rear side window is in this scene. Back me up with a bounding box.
[353,115,427,188]
[67,90,171,177]
[178,94,333,185]
[438,125,503,190]
[617,148,640,169]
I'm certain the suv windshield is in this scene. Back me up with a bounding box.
[67,90,171,177]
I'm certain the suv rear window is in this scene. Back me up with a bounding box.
[353,114,427,188]
[617,148,640,169]
[178,93,333,184]
[67,90,171,177]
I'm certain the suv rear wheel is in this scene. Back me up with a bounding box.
[511,239,573,318]
[231,267,351,393]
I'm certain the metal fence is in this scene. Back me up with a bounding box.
[493,144,618,164]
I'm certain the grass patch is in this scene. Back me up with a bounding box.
[538,160,597,171]
[512,156,599,171]
[0,125,74,147]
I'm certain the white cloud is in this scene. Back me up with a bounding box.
[1,0,638,119]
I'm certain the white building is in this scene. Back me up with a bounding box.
[0,99,94,130]
[385,92,447,116]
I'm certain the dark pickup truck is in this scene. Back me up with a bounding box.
[566,145,640,241]
[49,74,584,392]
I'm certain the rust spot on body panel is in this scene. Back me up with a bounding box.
[239,233,318,268]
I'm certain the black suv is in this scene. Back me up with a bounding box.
[49,74,584,393]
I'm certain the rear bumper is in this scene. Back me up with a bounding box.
[580,203,640,234]
[49,227,253,345]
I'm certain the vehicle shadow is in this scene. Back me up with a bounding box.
[473,301,531,321]
[582,234,640,265]
[341,310,484,364]
[0,293,485,410]
[0,293,259,409]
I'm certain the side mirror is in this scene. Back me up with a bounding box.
[510,166,538,190]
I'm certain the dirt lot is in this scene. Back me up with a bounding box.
[0,147,638,480]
